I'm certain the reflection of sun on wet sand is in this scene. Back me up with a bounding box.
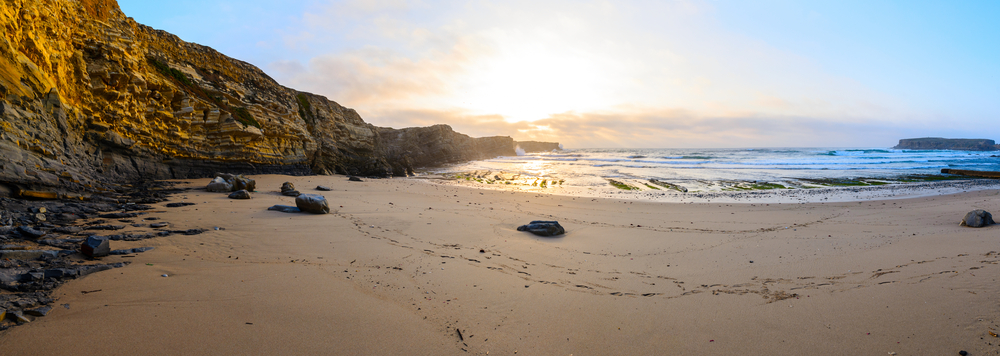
[3,174,999,355]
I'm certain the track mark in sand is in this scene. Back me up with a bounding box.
[575,285,594,290]
[871,270,899,279]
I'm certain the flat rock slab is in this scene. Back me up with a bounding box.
[281,190,301,197]
[17,226,46,238]
[316,186,332,191]
[961,209,995,227]
[517,221,566,237]
[165,202,195,208]
[348,176,364,182]
[268,205,301,213]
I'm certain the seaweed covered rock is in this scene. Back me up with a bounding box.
[517,221,565,237]
[295,194,330,214]
[960,210,995,227]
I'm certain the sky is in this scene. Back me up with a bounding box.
[118,0,1000,148]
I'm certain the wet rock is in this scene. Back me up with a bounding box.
[516,221,566,237]
[960,209,995,227]
[87,225,125,231]
[173,229,207,235]
[228,190,251,199]
[267,205,301,213]
[0,250,62,260]
[98,212,138,219]
[81,236,110,258]
[316,186,332,191]
[295,194,330,214]
[165,202,195,208]
[52,226,83,234]
[206,177,233,192]
[110,247,155,255]
[17,226,46,239]
[348,176,363,182]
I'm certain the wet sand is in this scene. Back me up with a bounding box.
[2,174,999,355]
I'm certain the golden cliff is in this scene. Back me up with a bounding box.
[0,0,514,196]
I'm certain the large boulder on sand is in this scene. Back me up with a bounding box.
[295,194,330,214]
[960,209,995,227]
[517,221,565,237]
[205,177,233,192]
[233,175,256,192]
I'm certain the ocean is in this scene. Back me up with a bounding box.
[430,147,1000,193]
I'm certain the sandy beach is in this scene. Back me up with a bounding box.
[2,174,999,355]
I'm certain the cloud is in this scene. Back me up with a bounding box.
[267,0,945,147]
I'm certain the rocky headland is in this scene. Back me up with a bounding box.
[0,0,515,199]
[894,137,999,151]
[514,141,562,153]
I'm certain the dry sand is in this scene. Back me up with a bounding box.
[2,174,999,355]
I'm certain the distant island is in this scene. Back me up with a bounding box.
[894,137,999,151]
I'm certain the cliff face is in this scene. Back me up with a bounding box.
[0,0,512,196]
[514,141,561,153]
[894,138,998,151]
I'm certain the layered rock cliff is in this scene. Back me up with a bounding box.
[894,138,998,151]
[0,0,513,196]
[514,141,562,153]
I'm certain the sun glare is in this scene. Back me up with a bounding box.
[455,41,614,123]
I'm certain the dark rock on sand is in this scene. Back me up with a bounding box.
[165,202,195,208]
[229,190,252,199]
[110,247,155,255]
[517,221,566,237]
[960,209,995,227]
[81,236,110,258]
[214,173,257,192]
[349,176,364,182]
[316,186,332,191]
[150,222,169,228]
[268,205,301,213]
[295,194,331,214]
[280,182,300,196]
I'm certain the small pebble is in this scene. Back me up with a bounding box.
[162,274,168,277]
[959,351,968,356]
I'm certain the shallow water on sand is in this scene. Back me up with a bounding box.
[426,147,1000,202]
